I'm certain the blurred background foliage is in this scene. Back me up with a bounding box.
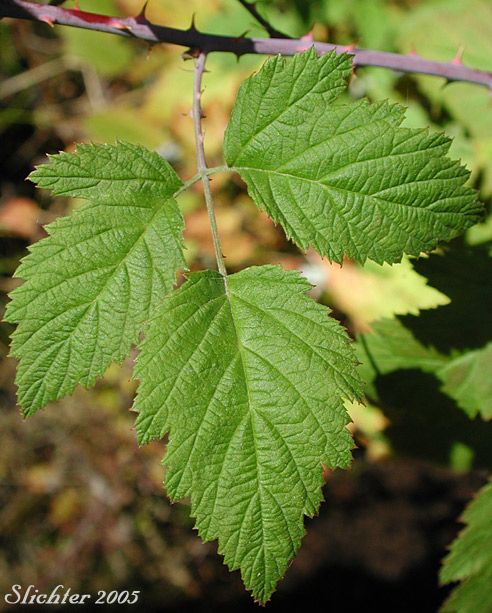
[0,0,491,610]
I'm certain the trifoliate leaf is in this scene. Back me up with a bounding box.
[5,141,185,416]
[133,265,363,603]
[224,48,482,264]
[440,477,492,613]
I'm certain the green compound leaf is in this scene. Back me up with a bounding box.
[440,477,492,613]
[133,265,363,603]
[5,141,185,416]
[224,48,482,264]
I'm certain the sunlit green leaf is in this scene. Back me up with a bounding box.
[5,141,185,415]
[224,48,482,264]
[133,265,362,602]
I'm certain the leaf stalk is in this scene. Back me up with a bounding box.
[192,51,228,277]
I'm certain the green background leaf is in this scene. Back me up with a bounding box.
[356,243,492,421]
[224,49,482,264]
[397,0,492,197]
[61,0,133,78]
[440,477,492,613]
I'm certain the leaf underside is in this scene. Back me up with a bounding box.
[133,265,363,602]
[5,141,185,415]
[224,48,482,264]
[440,478,492,613]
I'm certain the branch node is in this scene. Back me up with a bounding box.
[183,47,201,60]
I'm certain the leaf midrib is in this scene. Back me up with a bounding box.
[234,165,460,244]
[230,155,458,211]
[223,275,268,570]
